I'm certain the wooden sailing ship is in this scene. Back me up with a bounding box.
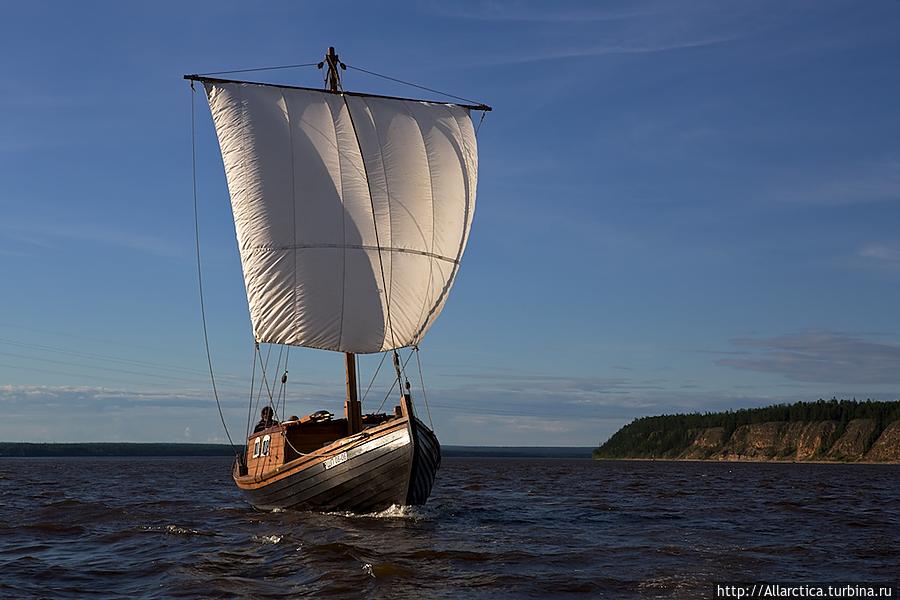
[187,48,488,512]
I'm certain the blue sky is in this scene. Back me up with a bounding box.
[1,0,899,445]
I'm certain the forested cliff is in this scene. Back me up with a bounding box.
[593,400,900,462]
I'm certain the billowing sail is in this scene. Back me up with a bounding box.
[202,80,478,353]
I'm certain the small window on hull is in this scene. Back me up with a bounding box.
[252,438,261,458]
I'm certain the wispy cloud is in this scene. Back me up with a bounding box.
[421,0,756,67]
[0,82,97,110]
[444,412,623,446]
[424,1,659,23]
[0,385,247,443]
[0,376,813,445]
[858,242,900,264]
[437,384,787,446]
[718,331,900,384]
[479,35,739,67]
[0,248,31,258]
[0,384,219,412]
[0,221,185,259]
[0,139,72,154]
[0,379,350,413]
[776,158,900,206]
[426,368,786,426]
[437,371,663,404]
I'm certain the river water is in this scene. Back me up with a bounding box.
[0,457,897,598]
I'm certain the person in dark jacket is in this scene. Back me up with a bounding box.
[254,406,278,432]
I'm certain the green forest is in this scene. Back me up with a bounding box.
[593,399,900,459]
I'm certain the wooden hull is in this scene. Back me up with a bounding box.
[233,414,440,513]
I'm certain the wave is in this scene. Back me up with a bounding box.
[138,524,216,537]
[323,503,431,520]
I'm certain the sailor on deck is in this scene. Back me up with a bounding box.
[254,406,278,432]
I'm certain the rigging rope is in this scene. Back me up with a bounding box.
[245,343,258,438]
[191,82,238,453]
[251,343,273,426]
[475,111,487,135]
[280,346,290,418]
[345,63,488,108]
[270,343,284,414]
[245,343,306,458]
[197,63,319,76]
[361,350,388,405]
[414,345,434,429]
[355,353,362,409]
[192,60,489,110]
[376,348,416,414]
[256,344,279,417]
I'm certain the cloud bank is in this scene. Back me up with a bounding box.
[718,331,900,384]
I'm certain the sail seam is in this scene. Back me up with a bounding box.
[409,107,474,343]
[280,91,299,348]
[324,98,348,350]
[246,244,458,264]
[401,103,437,347]
[363,98,399,352]
[239,89,259,342]
[444,107,474,278]
[341,96,394,352]
[448,107,474,265]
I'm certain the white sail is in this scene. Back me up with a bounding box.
[202,81,478,353]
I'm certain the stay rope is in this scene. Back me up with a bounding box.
[270,344,284,414]
[255,344,279,418]
[414,346,434,429]
[361,351,388,405]
[250,343,273,429]
[279,346,290,419]
[376,349,416,414]
[196,63,319,76]
[190,82,238,453]
[345,63,488,108]
[356,353,362,407]
[476,111,487,135]
[245,343,258,439]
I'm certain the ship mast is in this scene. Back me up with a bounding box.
[322,46,345,93]
[344,351,362,434]
[321,47,363,435]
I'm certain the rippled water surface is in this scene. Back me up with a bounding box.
[0,457,898,598]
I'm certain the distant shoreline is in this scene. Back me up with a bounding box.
[593,457,900,465]
[0,442,594,459]
[593,400,900,463]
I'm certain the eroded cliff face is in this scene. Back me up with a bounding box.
[677,419,898,462]
[865,421,900,462]
[825,419,875,460]
[679,427,725,459]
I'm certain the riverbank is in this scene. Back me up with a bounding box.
[593,399,900,463]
